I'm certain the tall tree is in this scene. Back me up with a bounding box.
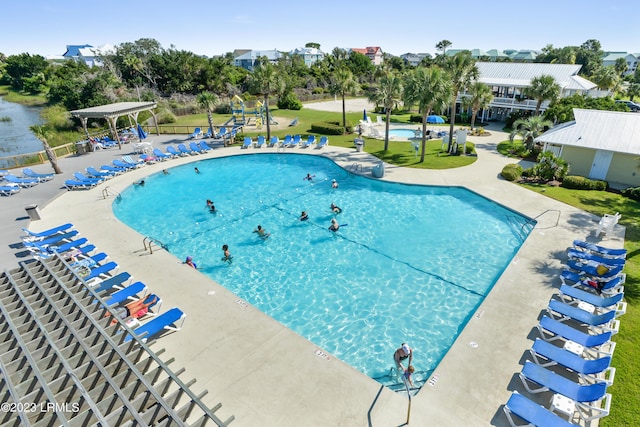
[196,91,219,138]
[591,66,618,95]
[524,74,560,115]
[30,125,62,174]
[509,116,553,152]
[329,67,359,133]
[627,82,640,102]
[367,71,403,151]
[403,66,451,162]
[247,59,280,140]
[435,40,452,56]
[442,51,478,153]
[467,82,493,129]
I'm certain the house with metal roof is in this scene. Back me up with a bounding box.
[289,47,324,66]
[465,62,599,121]
[63,44,113,67]
[400,52,431,67]
[233,49,282,71]
[602,52,639,76]
[535,108,640,188]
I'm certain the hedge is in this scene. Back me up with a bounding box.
[560,175,607,190]
[311,121,352,135]
[622,186,640,201]
[501,164,523,181]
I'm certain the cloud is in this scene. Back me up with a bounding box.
[231,15,253,24]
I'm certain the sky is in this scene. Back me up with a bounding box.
[1,0,637,58]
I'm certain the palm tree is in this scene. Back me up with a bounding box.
[627,82,640,102]
[196,91,219,138]
[30,125,62,174]
[509,116,553,152]
[367,71,403,151]
[524,75,560,115]
[329,66,359,133]
[467,82,493,130]
[403,66,451,162]
[443,51,478,153]
[435,40,452,57]
[247,59,280,141]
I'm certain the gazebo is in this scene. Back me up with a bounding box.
[70,101,159,149]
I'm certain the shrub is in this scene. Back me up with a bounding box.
[501,164,523,181]
[311,121,348,135]
[277,92,303,110]
[622,187,640,201]
[505,110,532,129]
[561,175,607,190]
[533,151,569,181]
[410,114,422,123]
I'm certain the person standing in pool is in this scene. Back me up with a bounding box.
[330,203,342,214]
[222,244,232,264]
[394,343,413,371]
[328,218,339,232]
[300,211,309,221]
[206,199,216,212]
[194,167,201,174]
[253,225,270,239]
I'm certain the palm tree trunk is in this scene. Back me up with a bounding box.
[420,112,428,163]
[43,143,62,174]
[264,94,271,140]
[535,100,542,116]
[384,109,391,151]
[470,110,478,130]
[341,93,347,133]
[207,111,214,138]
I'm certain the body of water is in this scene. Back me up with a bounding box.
[0,97,43,157]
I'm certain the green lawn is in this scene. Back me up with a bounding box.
[521,184,639,426]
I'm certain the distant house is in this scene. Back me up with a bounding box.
[535,109,640,188]
[350,47,384,66]
[399,52,431,67]
[445,49,489,60]
[62,44,113,67]
[462,62,599,121]
[289,47,324,66]
[509,50,538,62]
[602,52,638,76]
[233,49,282,71]
[486,49,510,62]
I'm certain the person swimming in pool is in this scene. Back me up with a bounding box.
[300,211,309,221]
[185,256,197,269]
[303,173,315,181]
[330,203,342,214]
[328,218,339,232]
[206,199,216,212]
[253,225,270,239]
[221,244,232,264]
[331,179,339,189]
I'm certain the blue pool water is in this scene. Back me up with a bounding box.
[113,154,532,389]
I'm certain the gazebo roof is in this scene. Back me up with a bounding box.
[70,101,157,119]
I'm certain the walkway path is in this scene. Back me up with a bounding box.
[0,116,622,426]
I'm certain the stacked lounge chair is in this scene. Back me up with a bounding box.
[502,240,626,426]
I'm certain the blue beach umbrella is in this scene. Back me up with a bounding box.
[427,115,445,124]
[363,109,368,121]
[137,123,147,140]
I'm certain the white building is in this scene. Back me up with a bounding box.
[289,47,324,67]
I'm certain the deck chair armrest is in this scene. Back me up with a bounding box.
[575,392,611,422]
[518,372,549,394]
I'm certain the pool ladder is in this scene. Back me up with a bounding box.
[349,163,363,175]
[101,186,121,200]
[143,236,168,254]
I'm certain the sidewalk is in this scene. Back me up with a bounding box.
[1,124,621,426]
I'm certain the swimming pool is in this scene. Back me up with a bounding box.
[388,128,421,139]
[113,153,532,389]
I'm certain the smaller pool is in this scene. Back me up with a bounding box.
[388,128,421,139]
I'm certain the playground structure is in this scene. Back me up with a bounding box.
[224,95,278,129]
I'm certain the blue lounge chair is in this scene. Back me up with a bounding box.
[166,146,183,157]
[0,185,20,196]
[546,299,621,331]
[529,339,614,380]
[152,148,172,160]
[189,141,204,153]
[289,117,298,127]
[255,136,266,148]
[519,361,611,421]
[565,260,623,279]
[316,136,328,148]
[124,307,186,343]
[536,315,614,351]
[70,252,109,270]
[86,167,116,179]
[187,127,202,140]
[100,164,127,174]
[302,135,316,148]
[241,137,253,149]
[92,272,133,293]
[503,392,578,427]
[198,140,211,152]
[74,172,104,184]
[268,136,279,147]
[567,249,625,267]
[22,223,74,240]
[33,239,91,259]
[23,230,79,249]
[178,143,195,155]
[64,180,96,190]
[0,169,8,176]
[282,135,293,147]
[122,155,144,167]
[83,261,119,282]
[112,160,138,170]
[560,270,624,289]
[4,174,39,188]
[22,168,54,182]
[203,127,213,138]
[104,281,147,306]
[216,127,227,139]
[558,284,624,309]
[573,240,626,259]
[292,135,302,146]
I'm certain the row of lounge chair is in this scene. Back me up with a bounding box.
[22,222,185,343]
[0,168,55,196]
[64,155,146,190]
[188,126,240,140]
[503,239,627,427]
[241,135,328,149]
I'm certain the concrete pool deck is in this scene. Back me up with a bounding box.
[1,122,623,426]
